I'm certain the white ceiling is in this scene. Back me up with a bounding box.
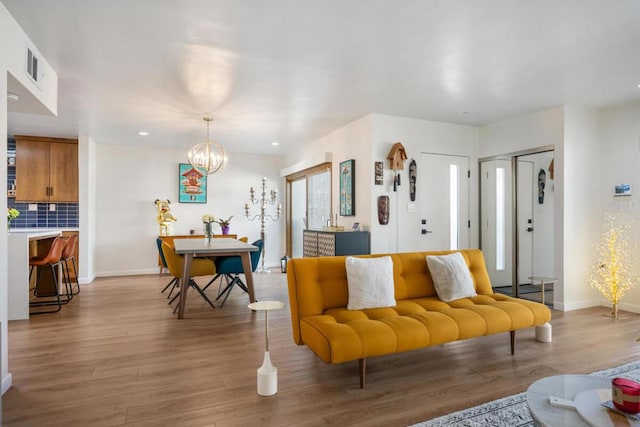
[4,0,640,155]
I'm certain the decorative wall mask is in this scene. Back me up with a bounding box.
[409,159,417,201]
[538,168,546,204]
[378,195,390,225]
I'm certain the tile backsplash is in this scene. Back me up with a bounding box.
[7,138,79,229]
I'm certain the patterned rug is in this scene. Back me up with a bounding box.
[410,360,640,427]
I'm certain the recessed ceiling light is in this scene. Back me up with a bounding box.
[7,92,19,101]
[271,141,280,146]
[138,131,149,136]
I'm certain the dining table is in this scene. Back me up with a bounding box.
[173,238,259,319]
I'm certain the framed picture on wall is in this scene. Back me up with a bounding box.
[614,184,632,196]
[178,163,207,203]
[374,161,383,185]
[340,159,355,216]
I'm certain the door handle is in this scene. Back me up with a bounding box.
[527,227,534,232]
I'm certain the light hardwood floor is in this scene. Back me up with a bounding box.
[4,272,640,426]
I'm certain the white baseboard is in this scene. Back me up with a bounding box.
[2,373,12,395]
[95,268,159,278]
[78,275,96,285]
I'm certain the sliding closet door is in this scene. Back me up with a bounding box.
[480,159,513,287]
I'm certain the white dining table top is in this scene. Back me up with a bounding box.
[173,238,257,255]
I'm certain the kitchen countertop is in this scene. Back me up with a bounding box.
[8,229,63,239]
[9,227,79,233]
[7,229,65,321]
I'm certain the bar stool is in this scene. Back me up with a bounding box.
[29,236,69,314]
[61,234,80,295]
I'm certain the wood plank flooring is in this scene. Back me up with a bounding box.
[4,272,640,426]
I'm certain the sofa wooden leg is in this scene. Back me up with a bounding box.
[510,331,515,355]
[359,358,366,388]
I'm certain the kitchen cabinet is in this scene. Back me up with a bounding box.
[15,135,78,202]
[303,230,370,257]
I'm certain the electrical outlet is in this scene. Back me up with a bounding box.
[49,204,56,211]
[28,204,37,211]
[408,203,416,213]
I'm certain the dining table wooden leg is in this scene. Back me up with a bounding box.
[178,253,193,319]
[240,252,256,303]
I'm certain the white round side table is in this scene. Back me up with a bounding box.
[248,300,285,396]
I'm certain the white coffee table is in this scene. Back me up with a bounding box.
[527,374,640,426]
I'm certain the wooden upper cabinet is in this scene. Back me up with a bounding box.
[15,135,79,202]
[49,142,79,202]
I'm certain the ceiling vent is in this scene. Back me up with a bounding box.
[26,47,39,85]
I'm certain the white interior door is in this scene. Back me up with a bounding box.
[420,153,469,250]
[516,160,534,285]
[481,160,513,287]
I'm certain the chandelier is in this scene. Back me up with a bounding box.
[187,117,227,175]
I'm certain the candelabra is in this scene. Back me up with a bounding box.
[245,177,281,272]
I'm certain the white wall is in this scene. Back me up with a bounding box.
[95,143,285,276]
[479,107,566,308]
[370,114,479,254]
[0,2,58,395]
[78,134,96,283]
[0,49,9,397]
[285,115,373,231]
[284,114,479,255]
[479,107,564,158]
[561,106,603,310]
[599,100,640,313]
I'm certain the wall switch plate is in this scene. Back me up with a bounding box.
[49,204,56,211]
[28,204,37,211]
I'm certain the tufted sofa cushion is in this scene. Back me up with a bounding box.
[287,249,551,364]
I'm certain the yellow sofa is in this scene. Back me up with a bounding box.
[286,249,551,387]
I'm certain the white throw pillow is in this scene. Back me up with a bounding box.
[426,252,477,302]
[345,256,396,310]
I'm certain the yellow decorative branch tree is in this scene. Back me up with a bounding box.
[589,213,638,319]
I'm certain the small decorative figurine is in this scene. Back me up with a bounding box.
[155,199,177,236]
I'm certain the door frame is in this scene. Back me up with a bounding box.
[285,162,332,257]
[479,145,554,297]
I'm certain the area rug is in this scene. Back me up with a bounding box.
[410,360,640,427]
